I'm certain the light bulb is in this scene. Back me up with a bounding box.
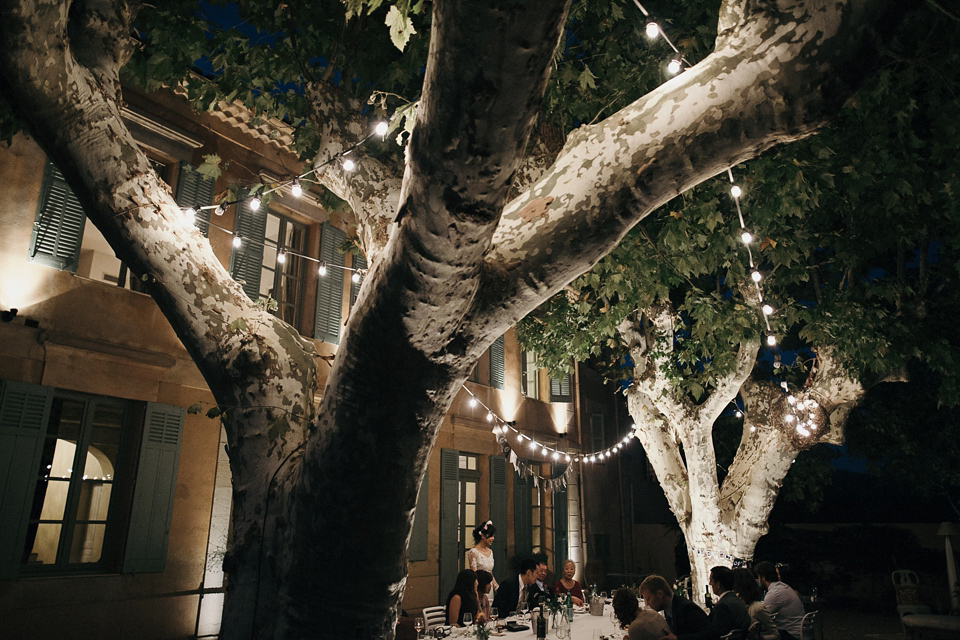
[552,451,559,460]
[766,334,777,346]
[233,236,242,248]
[565,454,571,462]
[184,207,196,223]
[351,271,361,283]
[343,158,356,172]
[787,395,796,405]
[735,410,743,418]
[277,252,286,264]
[318,262,327,276]
[645,21,659,38]
[486,411,494,422]
[530,440,538,450]
[762,304,774,316]
[751,271,762,282]
[291,179,302,197]
[250,196,261,211]
[517,433,523,443]
[541,447,548,455]
[468,397,478,408]
[667,58,682,75]
[741,231,753,244]
[785,414,795,423]
[730,185,742,198]
[215,204,226,216]
[375,121,389,137]
[750,425,756,433]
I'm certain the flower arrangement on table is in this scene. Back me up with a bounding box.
[471,623,491,640]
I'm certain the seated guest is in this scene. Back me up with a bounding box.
[626,609,671,640]
[755,562,805,640]
[612,588,642,630]
[492,557,540,616]
[554,559,585,606]
[708,566,751,637]
[639,574,715,640]
[446,569,480,627]
[477,570,494,622]
[733,568,779,640]
[528,557,552,603]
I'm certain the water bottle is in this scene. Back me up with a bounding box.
[566,592,574,622]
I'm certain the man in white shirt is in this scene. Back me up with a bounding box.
[755,561,805,640]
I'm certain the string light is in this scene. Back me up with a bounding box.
[291,178,302,197]
[633,1,689,75]
[214,204,225,216]
[740,231,753,244]
[351,271,361,283]
[375,121,389,137]
[730,185,742,198]
[645,20,659,38]
[277,251,286,264]
[751,271,762,283]
[761,304,774,316]
[184,207,197,223]
[249,196,261,211]
[342,158,356,172]
[232,236,242,248]
[667,57,683,75]
[318,263,327,276]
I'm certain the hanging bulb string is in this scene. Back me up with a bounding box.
[726,167,774,338]
[460,384,634,465]
[632,0,690,71]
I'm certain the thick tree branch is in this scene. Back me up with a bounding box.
[468,0,905,334]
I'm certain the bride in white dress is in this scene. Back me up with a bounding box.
[467,520,498,591]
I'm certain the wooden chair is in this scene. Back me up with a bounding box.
[800,610,819,640]
[422,605,448,631]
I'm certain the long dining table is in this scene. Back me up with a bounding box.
[490,608,626,640]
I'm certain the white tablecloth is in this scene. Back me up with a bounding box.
[494,610,623,640]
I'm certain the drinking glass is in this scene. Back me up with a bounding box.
[414,618,424,639]
[519,602,529,617]
[463,613,472,627]
[491,608,499,631]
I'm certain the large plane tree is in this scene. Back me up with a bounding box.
[0,0,923,637]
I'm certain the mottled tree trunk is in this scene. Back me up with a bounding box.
[0,0,908,637]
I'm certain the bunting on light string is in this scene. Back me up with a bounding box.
[459,384,636,490]
[685,544,749,568]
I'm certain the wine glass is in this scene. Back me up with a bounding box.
[463,612,473,628]
[519,602,529,618]
[414,618,423,639]
[491,607,499,631]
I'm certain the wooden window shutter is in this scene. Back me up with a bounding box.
[408,466,429,562]
[551,463,568,576]
[0,381,54,579]
[28,162,86,272]
[439,449,460,602]
[513,473,533,558]
[175,164,216,236]
[489,336,505,390]
[489,455,508,583]
[350,252,367,306]
[314,222,346,344]
[122,402,184,573]
[229,200,267,301]
[549,373,572,403]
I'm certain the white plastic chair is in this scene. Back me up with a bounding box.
[422,605,447,631]
[800,610,818,640]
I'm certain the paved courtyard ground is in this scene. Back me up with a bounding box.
[820,607,904,640]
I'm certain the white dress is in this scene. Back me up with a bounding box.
[468,547,496,585]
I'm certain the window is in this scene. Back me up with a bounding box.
[531,482,543,553]
[22,395,130,571]
[458,454,479,568]
[260,211,307,327]
[28,162,87,272]
[0,381,184,578]
[489,336,505,390]
[521,351,540,399]
[549,372,573,403]
[590,414,605,457]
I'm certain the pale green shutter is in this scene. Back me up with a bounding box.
[230,200,267,301]
[513,473,533,558]
[123,402,184,573]
[549,373,572,403]
[28,162,86,271]
[409,467,429,562]
[350,253,367,306]
[439,449,460,601]
[489,455,508,583]
[0,381,54,579]
[490,336,505,390]
[552,463,568,577]
[315,222,346,344]
[175,164,216,236]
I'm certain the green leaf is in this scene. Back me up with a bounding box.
[206,406,223,419]
[385,5,416,51]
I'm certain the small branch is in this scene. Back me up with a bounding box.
[926,0,960,23]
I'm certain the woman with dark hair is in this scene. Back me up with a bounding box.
[477,570,494,621]
[612,587,641,629]
[468,520,498,590]
[733,568,779,640]
[446,569,481,627]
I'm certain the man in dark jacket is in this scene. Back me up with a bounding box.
[640,575,716,640]
[709,566,751,638]
[492,557,539,616]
